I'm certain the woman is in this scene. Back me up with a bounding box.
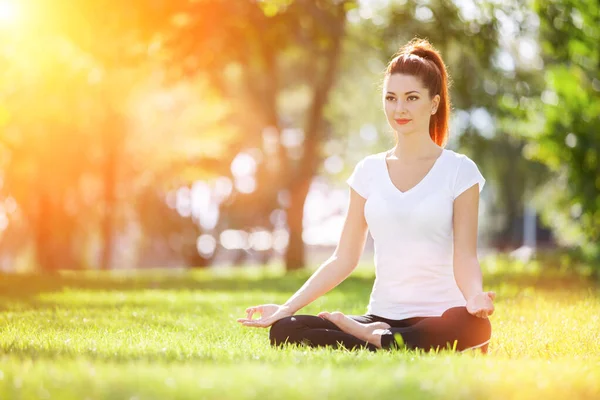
[237,38,495,353]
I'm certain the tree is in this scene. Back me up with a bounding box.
[161,0,355,270]
[0,35,104,271]
[530,0,600,261]
[0,1,238,271]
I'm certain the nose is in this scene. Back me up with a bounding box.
[394,99,407,115]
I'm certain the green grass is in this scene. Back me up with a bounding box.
[0,255,599,399]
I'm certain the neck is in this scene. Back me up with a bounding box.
[391,130,441,161]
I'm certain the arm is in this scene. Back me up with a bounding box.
[237,187,369,328]
[453,184,495,317]
[282,187,369,314]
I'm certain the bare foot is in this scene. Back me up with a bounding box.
[318,311,391,349]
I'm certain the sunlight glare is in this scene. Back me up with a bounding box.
[0,1,19,26]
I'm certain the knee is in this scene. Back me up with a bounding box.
[269,316,300,346]
[446,306,492,341]
[473,315,492,342]
[462,307,492,338]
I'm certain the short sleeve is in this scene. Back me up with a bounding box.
[452,156,486,200]
[346,158,370,199]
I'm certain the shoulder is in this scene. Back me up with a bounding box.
[361,151,386,166]
[445,149,486,198]
[350,151,386,171]
[346,152,386,199]
[443,149,478,170]
[443,148,468,162]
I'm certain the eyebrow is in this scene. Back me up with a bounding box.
[386,91,420,95]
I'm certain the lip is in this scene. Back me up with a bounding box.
[394,119,411,125]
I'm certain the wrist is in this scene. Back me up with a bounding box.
[467,291,485,302]
[281,304,297,315]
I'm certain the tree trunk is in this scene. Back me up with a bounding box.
[99,117,121,271]
[284,174,312,270]
[34,193,55,273]
[284,4,347,271]
[34,191,76,273]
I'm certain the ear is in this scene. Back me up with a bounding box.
[431,94,441,113]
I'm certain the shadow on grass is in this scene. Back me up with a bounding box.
[0,344,386,365]
[0,295,253,315]
[0,271,374,313]
[0,271,375,296]
[0,268,597,309]
[0,345,262,365]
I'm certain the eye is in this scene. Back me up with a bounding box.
[407,96,419,101]
[385,96,396,101]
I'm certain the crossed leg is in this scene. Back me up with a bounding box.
[269,307,491,353]
[269,314,387,352]
[317,311,390,349]
[321,307,491,352]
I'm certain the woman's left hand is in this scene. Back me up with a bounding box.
[466,291,496,318]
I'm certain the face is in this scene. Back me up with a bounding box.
[383,73,440,136]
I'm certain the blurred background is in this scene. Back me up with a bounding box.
[0,0,597,274]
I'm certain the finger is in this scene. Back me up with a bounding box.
[243,320,267,328]
[247,307,261,320]
[255,317,275,328]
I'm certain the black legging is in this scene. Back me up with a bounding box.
[269,306,491,353]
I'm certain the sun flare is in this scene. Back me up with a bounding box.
[0,0,19,25]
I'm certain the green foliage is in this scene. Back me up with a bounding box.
[257,0,295,17]
[531,0,600,261]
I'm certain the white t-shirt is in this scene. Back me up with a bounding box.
[346,148,486,320]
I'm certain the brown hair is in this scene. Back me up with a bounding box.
[385,38,451,147]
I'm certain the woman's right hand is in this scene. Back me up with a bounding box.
[236,304,294,328]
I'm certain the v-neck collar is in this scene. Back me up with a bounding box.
[381,148,447,196]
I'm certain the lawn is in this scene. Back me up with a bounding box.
[0,255,598,399]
